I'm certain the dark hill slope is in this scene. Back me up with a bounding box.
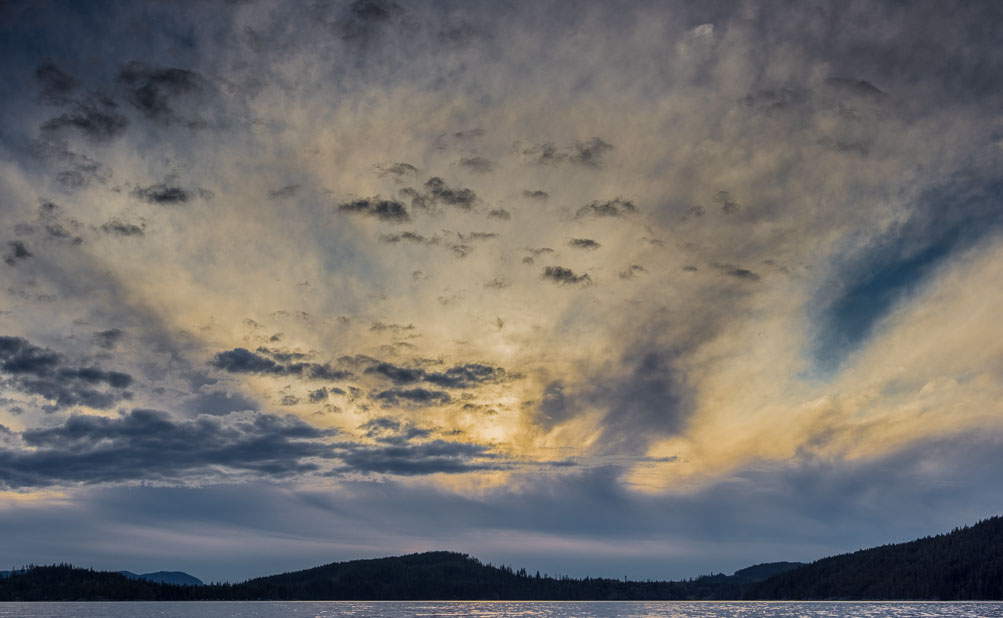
[0,565,197,601]
[230,551,801,600]
[749,516,1003,600]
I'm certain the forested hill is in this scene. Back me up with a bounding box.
[0,553,798,601]
[228,551,797,600]
[748,516,1003,600]
[4,517,1002,601]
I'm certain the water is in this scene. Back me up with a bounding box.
[0,601,1001,617]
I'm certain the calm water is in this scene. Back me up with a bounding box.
[0,601,1001,617]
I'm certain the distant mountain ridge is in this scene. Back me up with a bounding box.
[1,516,1001,600]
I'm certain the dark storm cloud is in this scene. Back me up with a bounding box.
[434,128,484,150]
[484,276,510,289]
[358,416,431,443]
[487,208,510,220]
[458,232,497,242]
[34,60,79,104]
[619,265,647,279]
[30,140,113,189]
[814,177,1003,371]
[268,185,300,199]
[713,262,761,281]
[307,387,329,403]
[713,191,741,215]
[29,200,83,243]
[40,104,130,142]
[372,387,451,407]
[568,238,600,250]
[587,351,693,452]
[364,361,424,385]
[4,241,32,266]
[335,439,501,475]
[337,197,410,223]
[364,360,510,390]
[424,363,507,389]
[575,198,637,218]
[93,329,124,350]
[0,409,336,489]
[132,183,192,205]
[519,137,613,167]
[337,0,404,40]
[0,336,132,411]
[458,156,493,173]
[376,162,418,179]
[99,219,145,237]
[379,231,437,245]
[369,321,417,337]
[116,61,204,121]
[210,347,351,381]
[55,154,113,190]
[825,77,887,100]
[185,390,259,415]
[739,87,811,114]
[542,266,592,286]
[423,177,477,210]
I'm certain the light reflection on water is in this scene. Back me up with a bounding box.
[0,601,1001,617]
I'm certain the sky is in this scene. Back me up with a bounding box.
[1,0,1002,584]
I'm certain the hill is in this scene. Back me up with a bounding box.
[226,551,799,600]
[0,565,198,601]
[0,554,799,601]
[5,516,1003,601]
[120,570,204,586]
[748,516,1003,600]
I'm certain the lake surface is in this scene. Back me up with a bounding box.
[1,601,1002,617]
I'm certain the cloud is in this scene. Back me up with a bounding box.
[4,241,32,266]
[523,190,549,201]
[132,183,193,205]
[307,387,329,403]
[34,60,78,104]
[40,104,129,142]
[825,77,887,100]
[335,438,501,475]
[519,137,613,167]
[0,409,336,489]
[376,162,418,179]
[364,360,510,390]
[210,348,351,382]
[424,363,508,389]
[338,197,410,223]
[458,156,494,173]
[93,329,124,350]
[712,262,761,281]
[541,266,592,286]
[268,185,300,199]
[358,416,431,443]
[619,265,647,279]
[484,277,510,289]
[0,336,132,411]
[423,177,477,210]
[568,238,600,250]
[487,209,511,220]
[364,361,425,385]
[372,387,451,407]
[712,191,741,215]
[379,231,438,245]
[116,61,204,121]
[100,219,145,237]
[575,198,637,218]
